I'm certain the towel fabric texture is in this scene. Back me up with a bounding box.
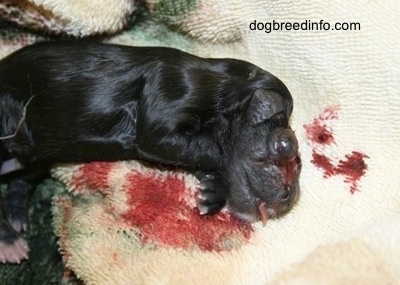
[0,0,399,284]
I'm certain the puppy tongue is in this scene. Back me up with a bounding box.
[258,202,268,226]
[279,159,297,187]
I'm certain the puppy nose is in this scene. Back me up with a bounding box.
[270,128,299,163]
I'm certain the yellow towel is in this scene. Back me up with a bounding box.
[53,1,400,283]
[0,0,136,37]
[1,0,400,283]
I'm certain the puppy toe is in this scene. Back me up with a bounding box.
[197,201,225,215]
[196,178,227,215]
[7,215,28,233]
[0,238,29,263]
[4,207,29,232]
[0,218,29,263]
[4,180,31,233]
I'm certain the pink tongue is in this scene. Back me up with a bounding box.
[279,160,297,187]
[258,202,268,226]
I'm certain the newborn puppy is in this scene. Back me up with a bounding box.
[0,40,301,263]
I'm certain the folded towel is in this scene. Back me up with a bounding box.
[0,0,137,37]
[52,161,257,284]
[52,0,400,283]
[1,0,399,283]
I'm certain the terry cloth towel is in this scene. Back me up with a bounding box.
[52,162,255,284]
[1,0,400,283]
[0,0,137,37]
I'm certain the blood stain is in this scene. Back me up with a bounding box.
[70,162,114,194]
[122,172,252,251]
[311,151,335,177]
[305,106,368,193]
[304,106,338,146]
[312,150,368,194]
[337,151,368,194]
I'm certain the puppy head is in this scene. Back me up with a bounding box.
[227,88,301,223]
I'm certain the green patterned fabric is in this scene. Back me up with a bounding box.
[0,2,201,282]
[3,1,399,284]
[0,180,73,284]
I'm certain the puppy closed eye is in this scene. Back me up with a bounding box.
[266,111,290,128]
[248,89,285,125]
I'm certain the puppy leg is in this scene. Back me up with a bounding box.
[0,209,28,263]
[0,169,45,263]
[0,173,29,263]
[195,171,228,215]
[3,170,47,232]
[137,144,228,215]
[4,179,32,233]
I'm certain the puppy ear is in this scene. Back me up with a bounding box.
[247,89,284,125]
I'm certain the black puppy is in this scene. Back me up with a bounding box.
[0,41,301,263]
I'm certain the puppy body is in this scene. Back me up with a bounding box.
[0,41,300,263]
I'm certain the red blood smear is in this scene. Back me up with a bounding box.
[305,106,369,193]
[337,152,368,194]
[304,106,338,146]
[311,124,334,145]
[319,106,339,121]
[311,151,335,177]
[122,173,253,251]
[304,121,334,146]
[312,150,368,194]
[70,162,114,193]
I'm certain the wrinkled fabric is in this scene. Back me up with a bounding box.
[1,0,399,284]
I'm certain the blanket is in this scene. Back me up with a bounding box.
[1,0,400,284]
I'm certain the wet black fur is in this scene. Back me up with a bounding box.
[0,41,296,256]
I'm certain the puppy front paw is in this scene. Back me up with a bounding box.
[4,180,31,232]
[4,206,29,232]
[0,238,29,264]
[197,174,227,215]
[0,219,29,263]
